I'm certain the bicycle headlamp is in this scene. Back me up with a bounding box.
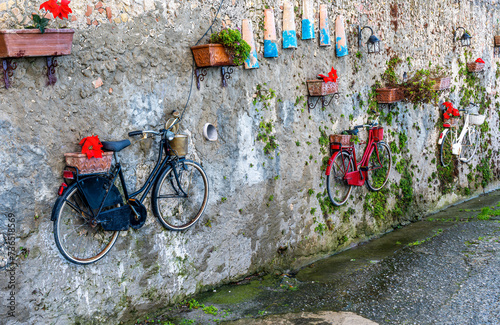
[166,131,175,141]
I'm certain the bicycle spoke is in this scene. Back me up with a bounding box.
[153,161,208,230]
[54,184,118,264]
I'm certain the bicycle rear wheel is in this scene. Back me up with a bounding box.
[459,126,479,163]
[152,160,209,231]
[53,184,118,265]
[440,131,455,167]
[366,142,392,191]
[326,151,353,206]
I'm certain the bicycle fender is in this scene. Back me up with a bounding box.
[438,129,449,145]
[325,153,339,176]
[51,182,77,221]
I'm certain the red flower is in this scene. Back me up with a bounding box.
[58,0,72,19]
[39,0,72,20]
[475,58,485,63]
[40,0,60,18]
[443,113,450,119]
[452,108,460,117]
[79,135,103,159]
[318,67,338,83]
[442,101,454,110]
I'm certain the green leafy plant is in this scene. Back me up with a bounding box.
[209,28,251,65]
[28,0,73,34]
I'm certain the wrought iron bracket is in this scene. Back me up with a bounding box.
[435,88,451,96]
[195,68,208,90]
[307,93,341,112]
[221,66,234,88]
[2,59,17,89]
[378,102,399,110]
[195,66,235,90]
[46,57,59,85]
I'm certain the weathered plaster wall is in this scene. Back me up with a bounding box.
[1,0,500,323]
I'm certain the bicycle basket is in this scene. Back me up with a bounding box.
[168,134,188,156]
[372,127,384,142]
[64,152,113,174]
[469,114,485,125]
[329,134,352,147]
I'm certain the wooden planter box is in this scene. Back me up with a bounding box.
[467,62,485,72]
[190,44,235,67]
[443,118,458,128]
[495,36,500,46]
[329,134,352,146]
[0,29,74,58]
[375,87,404,103]
[430,76,451,91]
[307,79,338,96]
[64,152,113,175]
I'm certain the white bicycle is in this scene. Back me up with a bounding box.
[438,102,485,167]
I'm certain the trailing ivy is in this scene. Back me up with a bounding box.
[257,121,278,155]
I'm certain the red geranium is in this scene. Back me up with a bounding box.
[442,101,459,120]
[57,0,72,19]
[79,135,103,159]
[40,0,60,17]
[475,58,485,63]
[318,67,338,83]
[32,0,72,33]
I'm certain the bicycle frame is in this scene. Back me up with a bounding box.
[59,135,186,222]
[325,128,382,187]
[438,112,471,156]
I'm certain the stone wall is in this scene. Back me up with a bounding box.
[1,0,500,323]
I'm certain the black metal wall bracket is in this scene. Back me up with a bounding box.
[2,56,62,89]
[307,93,340,112]
[47,57,58,86]
[378,102,399,110]
[2,59,17,89]
[195,66,234,90]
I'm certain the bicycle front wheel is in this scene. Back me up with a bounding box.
[440,131,455,167]
[152,160,209,231]
[326,151,353,206]
[53,185,118,265]
[366,142,392,191]
[459,126,479,163]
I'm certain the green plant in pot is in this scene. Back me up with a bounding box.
[209,28,251,65]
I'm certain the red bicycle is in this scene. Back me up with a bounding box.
[325,121,392,206]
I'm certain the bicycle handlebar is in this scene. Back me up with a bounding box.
[128,130,162,137]
[128,130,143,137]
[354,121,379,129]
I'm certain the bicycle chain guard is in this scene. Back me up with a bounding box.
[128,199,147,229]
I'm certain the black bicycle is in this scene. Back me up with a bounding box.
[51,120,209,264]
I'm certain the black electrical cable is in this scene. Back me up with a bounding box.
[173,0,226,129]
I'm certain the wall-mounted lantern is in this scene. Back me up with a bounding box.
[454,27,471,47]
[494,36,500,58]
[358,26,380,54]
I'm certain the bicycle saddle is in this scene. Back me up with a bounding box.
[102,140,131,152]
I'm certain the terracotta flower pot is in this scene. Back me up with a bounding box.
[307,79,338,96]
[430,76,451,90]
[0,29,74,58]
[329,134,352,146]
[467,62,485,72]
[443,118,458,128]
[376,87,404,103]
[190,44,235,67]
[64,152,113,175]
